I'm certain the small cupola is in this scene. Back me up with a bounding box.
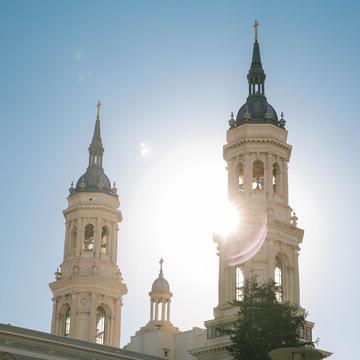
[146,259,177,330]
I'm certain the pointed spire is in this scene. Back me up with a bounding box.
[88,100,104,168]
[72,101,115,196]
[247,21,266,96]
[91,100,102,146]
[251,40,262,68]
[234,21,280,127]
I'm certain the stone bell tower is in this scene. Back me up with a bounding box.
[215,21,303,318]
[49,102,127,347]
[191,23,313,360]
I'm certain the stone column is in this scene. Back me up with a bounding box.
[166,300,170,321]
[89,294,97,341]
[293,249,300,305]
[113,298,121,347]
[63,222,70,260]
[161,299,165,320]
[283,161,289,205]
[264,155,270,195]
[70,294,77,337]
[75,218,82,257]
[110,223,116,263]
[244,153,252,192]
[227,160,234,199]
[51,298,57,334]
[155,300,159,320]
[150,299,154,321]
[95,218,100,259]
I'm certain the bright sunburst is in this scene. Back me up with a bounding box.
[213,201,240,238]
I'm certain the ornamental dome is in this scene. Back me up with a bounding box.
[151,275,170,294]
[236,96,278,126]
[150,258,171,294]
[75,168,112,194]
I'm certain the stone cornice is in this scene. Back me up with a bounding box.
[63,205,121,217]
[49,276,127,297]
[189,339,231,356]
[224,137,292,152]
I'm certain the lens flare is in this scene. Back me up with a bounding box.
[140,142,151,158]
[213,202,240,237]
[227,206,268,266]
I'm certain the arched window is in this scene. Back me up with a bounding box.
[83,224,94,251]
[64,307,71,337]
[95,307,106,344]
[252,160,264,190]
[237,163,244,192]
[235,267,244,301]
[101,226,109,255]
[272,163,280,193]
[275,257,283,302]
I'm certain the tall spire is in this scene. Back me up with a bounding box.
[73,101,115,195]
[92,100,102,142]
[89,100,104,164]
[247,20,266,96]
[234,21,279,127]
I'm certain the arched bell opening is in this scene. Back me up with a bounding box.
[83,224,95,252]
[252,160,264,190]
[237,163,245,192]
[272,162,281,194]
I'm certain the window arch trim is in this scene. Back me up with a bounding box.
[95,306,107,344]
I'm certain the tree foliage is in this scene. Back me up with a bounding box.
[225,278,312,360]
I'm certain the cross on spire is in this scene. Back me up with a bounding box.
[96,100,101,120]
[253,20,259,42]
[159,258,164,276]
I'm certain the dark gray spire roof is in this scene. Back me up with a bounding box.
[233,22,282,129]
[251,41,262,69]
[70,102,117,197]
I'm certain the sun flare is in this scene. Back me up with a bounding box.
[213,201,240,238]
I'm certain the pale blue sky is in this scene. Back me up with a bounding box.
[1,1,359,359]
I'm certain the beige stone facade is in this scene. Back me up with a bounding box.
[0,323,158,360]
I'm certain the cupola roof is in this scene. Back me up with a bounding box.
[151,258,171,294]
[233,21,282,128]
[69,101,117,197]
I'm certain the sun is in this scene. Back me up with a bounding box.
[213,201,240,238]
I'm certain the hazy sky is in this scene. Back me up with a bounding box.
[1,1,359,359]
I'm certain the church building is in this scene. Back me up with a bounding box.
[0,23,329,360]
[125,22,317,360]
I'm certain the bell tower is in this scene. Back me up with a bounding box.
[49,102,127,347]
[191,24,313,360]
[215,23,302,322]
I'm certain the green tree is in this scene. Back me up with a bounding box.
[225,278,312,360]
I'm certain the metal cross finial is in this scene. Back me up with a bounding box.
[159,258,164,275]
[253,20,259,42]
[96,100,101,119]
